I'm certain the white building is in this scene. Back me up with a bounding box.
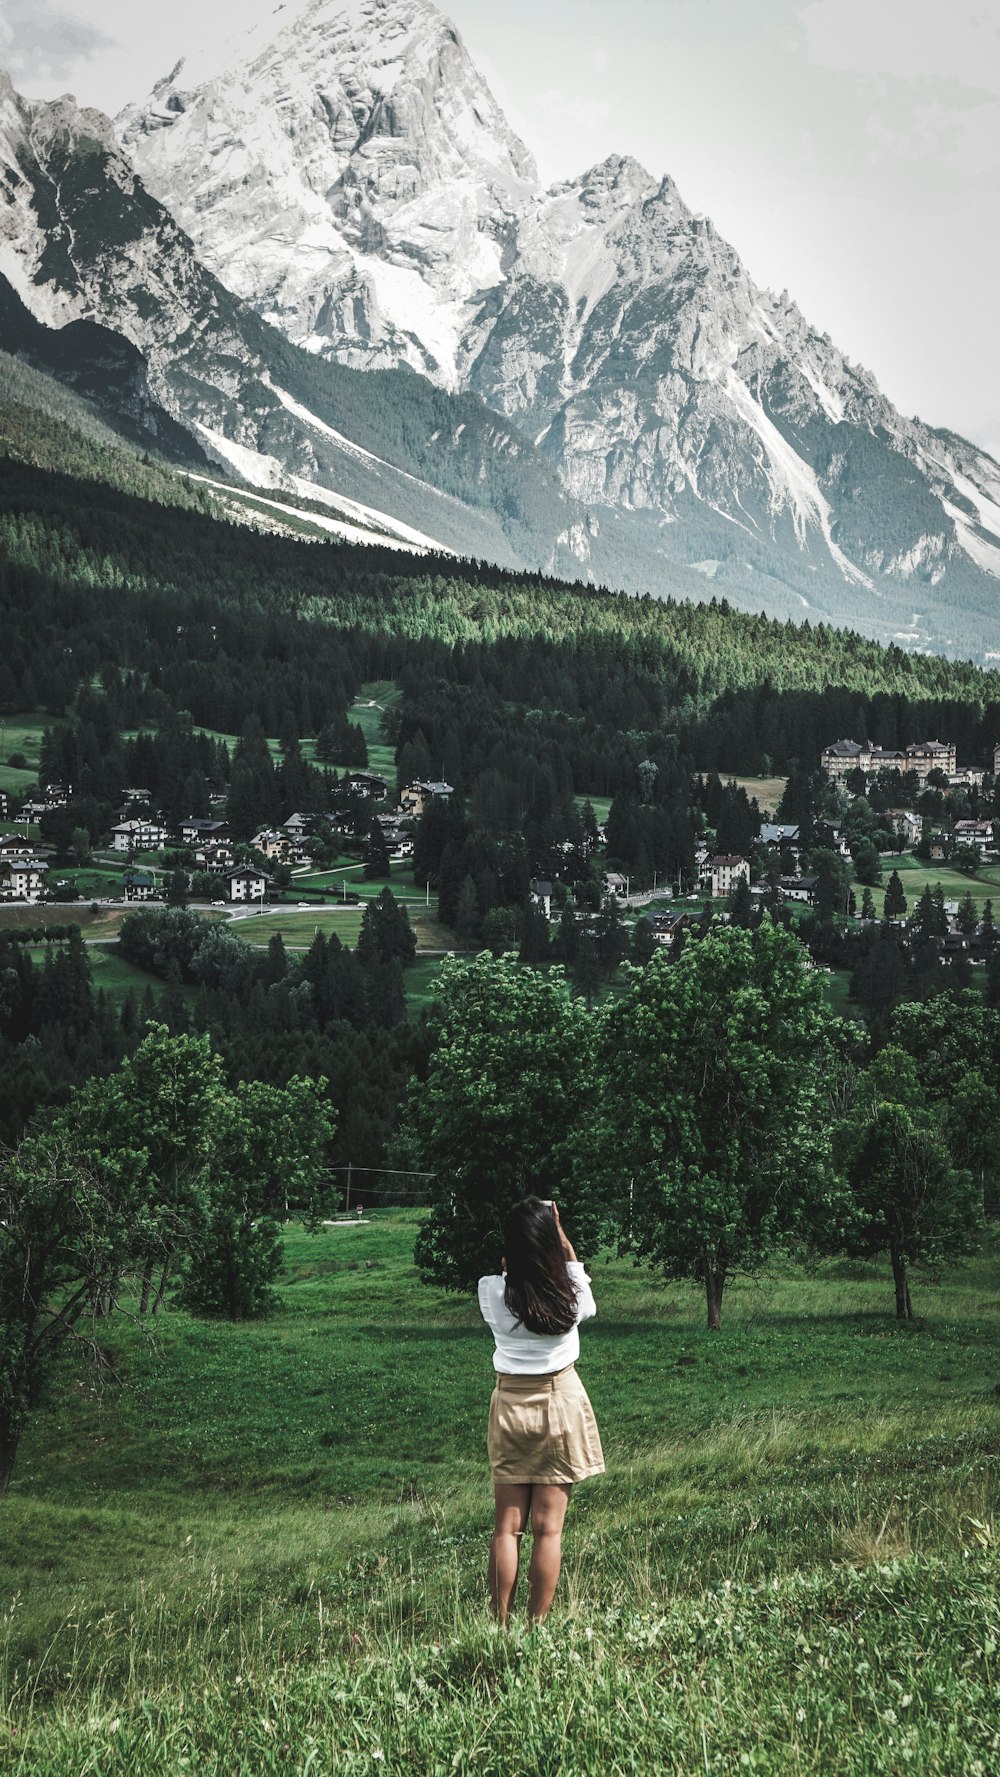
[700,855,750,899]
[227,867,268,903]
[111,817,169,853]
[0,856,47,901]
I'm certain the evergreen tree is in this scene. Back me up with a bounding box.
[956,892,978,936]
[363,817,392,880]
[883,871,907,919]
[454,875,480,946]
[357,887,417,967]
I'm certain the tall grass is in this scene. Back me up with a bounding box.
[1,1216,997,1773]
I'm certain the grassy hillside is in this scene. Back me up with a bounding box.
[2,1215,997,1774]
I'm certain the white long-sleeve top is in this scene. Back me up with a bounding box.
[477,1261,597,1374]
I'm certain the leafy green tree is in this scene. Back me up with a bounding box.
[836,1048,980,1319]
[402,955,598,1290]
[178,1077,334,1320]
[883,871,907,919]
[853,840,882,887]
[167,869,189,908]
[0,1123,141,1490]
[73,1025,230,1314]
[951,843,981,877]
[890,992,1000,1219]
[482,906,519,956]
[589,925,845,1329]
[860,887,876,921]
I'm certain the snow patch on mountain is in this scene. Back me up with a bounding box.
[722,369,872,586]
[191,416,448,549]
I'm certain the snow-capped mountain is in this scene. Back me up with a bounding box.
[118,0,536,386]
[0,65,607,571]
[3,0,1000,654]
[114,0,1000,655]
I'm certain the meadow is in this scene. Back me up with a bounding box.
[855,854,1000,913]
[2,1214,997,1774]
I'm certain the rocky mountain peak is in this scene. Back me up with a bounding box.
[118,0,537,382]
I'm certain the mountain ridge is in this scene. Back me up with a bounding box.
[2,3,1000,657]
[113,0,1000,655]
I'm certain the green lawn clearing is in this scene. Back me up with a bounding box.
[854,853,1000,913]
[2,1216,997,1775]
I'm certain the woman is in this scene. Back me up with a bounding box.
[478,1197,604,1625]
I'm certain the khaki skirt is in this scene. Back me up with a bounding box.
[487,1364,605,1486]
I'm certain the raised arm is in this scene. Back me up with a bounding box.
[553,1204,596,1320]
[551,1201,577,1264]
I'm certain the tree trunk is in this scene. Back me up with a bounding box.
[890,1241,913,1320]
[139,1256,154,1316]
[0,1403,21,1495]
[705,1263,726,1331]
[151,1258,171,1316]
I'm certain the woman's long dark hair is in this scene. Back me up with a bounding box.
[503,1197,578,1336]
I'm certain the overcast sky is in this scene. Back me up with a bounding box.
[5,0,999,458]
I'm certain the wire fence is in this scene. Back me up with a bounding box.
[321,1164,436,1213]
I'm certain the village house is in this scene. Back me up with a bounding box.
[16,799,49,824]
[122,869,158,902]
[643,910,689,948]
[603,871,628,898]
[0,856,47,901]
[227,866,268,903]
[111,816,169,853]
[345,772,388,802]
[283,812,313,840]
[180,817,229,846]
[759,822,800,849]
[780,875,818,905]
[953,819,996,858]
[252,829,293,862]
[700,855,751,898]
[885,809,923,848]
[397,779,454,819]
[0,791,7,820]
[196,842,236,874]
[529,879,554,919]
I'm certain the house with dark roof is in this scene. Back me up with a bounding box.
[227,866,268,903]
[122,870,157,902]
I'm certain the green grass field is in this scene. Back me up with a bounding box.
[0,713,46,793]
[2,1216,997,1774]
[855,854,1000,914]
[227,905,457,953]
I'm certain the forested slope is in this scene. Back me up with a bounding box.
[2,450,999,781]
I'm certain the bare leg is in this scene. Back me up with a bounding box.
[528,1483,572,1622]
[489,1484,530,1624]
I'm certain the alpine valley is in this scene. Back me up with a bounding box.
[3,0,1000,656]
